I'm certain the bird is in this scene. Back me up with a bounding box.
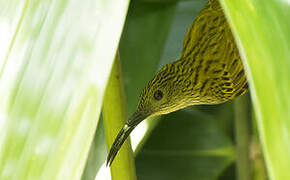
[106,0,248,166]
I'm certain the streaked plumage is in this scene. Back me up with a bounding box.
[107,0,248,166]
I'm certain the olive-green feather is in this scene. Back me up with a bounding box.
[107,0,248,166]
[138,0,247,117]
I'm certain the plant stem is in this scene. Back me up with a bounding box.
[251,110,267,180]
[234,94,251,180]
[103,52,137,180]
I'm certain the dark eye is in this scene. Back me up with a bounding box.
[153,90,163,100]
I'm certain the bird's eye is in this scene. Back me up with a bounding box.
[153,90,163,100]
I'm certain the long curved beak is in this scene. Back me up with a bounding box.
[106,111,148,166]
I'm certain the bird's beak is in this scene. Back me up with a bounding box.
[106,111,148,166]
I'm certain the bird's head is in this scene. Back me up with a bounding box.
[107,62,201,166]
[136,63,198,117]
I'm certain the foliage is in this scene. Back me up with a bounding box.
[1,0,289,179]
[0,0,129,179]
[220,0,290,179]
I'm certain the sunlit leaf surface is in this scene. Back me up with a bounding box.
[0,0,129,179]
[220,0,290,179]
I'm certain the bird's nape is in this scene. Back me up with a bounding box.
[106,111,148,166]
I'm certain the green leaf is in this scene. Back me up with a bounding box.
[120,0,178,115]
[135,109,235,180]
[0,0,129,179]
[159,0,207,65]
[81,120,107,180]
[220,0,290,179]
